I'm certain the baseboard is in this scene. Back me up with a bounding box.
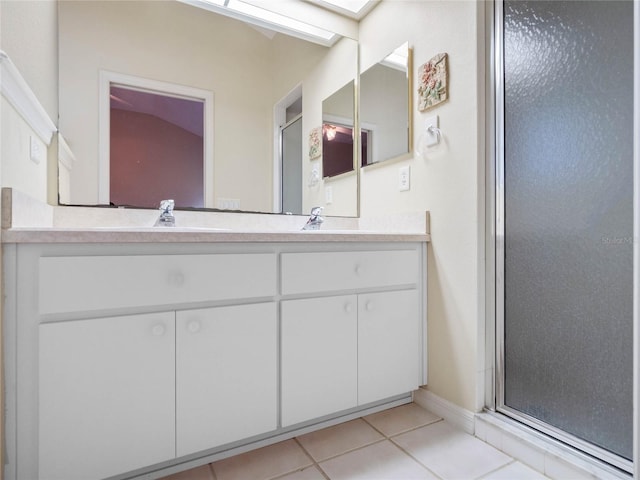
[413,387,475,435]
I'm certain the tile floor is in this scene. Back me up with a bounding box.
[161,403,550,480]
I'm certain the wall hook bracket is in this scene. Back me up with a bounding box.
[424,115,442,147]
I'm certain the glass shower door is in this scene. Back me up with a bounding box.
[281,116,303,215]
[499,0,634,469]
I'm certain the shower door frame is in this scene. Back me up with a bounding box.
[489,0,638,474]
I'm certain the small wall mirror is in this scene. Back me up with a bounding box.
[322,80,356,178]
[360,42,412,166]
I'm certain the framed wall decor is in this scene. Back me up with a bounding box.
[308,126,322,160]
[418,52,448,111]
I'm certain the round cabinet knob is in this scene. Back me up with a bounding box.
[344,303,353,314]
[169,271,185,287]
[365,301,374,312]
[152,324,166,336]
[187,320,201,333]
[354,264,362,275]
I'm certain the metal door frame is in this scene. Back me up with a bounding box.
[491,0,636,473]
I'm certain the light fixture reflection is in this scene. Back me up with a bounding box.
[323,124,337,141]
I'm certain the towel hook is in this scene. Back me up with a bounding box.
[427,124,442,143]
[423,115,442,147]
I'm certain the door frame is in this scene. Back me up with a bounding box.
[273,84,303,214]
[633,1,639,477]
[98,71,215,207]
[280,114,303,215]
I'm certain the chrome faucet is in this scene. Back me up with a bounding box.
[155,199,175,227]
[302,206,324,230]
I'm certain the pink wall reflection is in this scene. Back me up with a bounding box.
[110,87,204,208]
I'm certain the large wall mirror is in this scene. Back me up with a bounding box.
[360,42,412,166]
[57,0,358,217]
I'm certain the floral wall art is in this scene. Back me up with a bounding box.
[308,126,322,160]
[418,52,448,111]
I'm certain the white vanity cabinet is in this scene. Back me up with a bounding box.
[281,295,358,426]
[358,290,421,404]
[280,248,423,427]
[39,303,278,479]
[176,303,277,457]
[39,312,176,480]
[4,240,425,480]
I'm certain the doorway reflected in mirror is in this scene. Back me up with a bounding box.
[110,86,205,208]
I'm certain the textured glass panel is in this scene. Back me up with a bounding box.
[503,1,633,460]
[282,117,303,215]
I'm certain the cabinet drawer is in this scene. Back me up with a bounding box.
[39,253,277,314]
[281,250,419,295]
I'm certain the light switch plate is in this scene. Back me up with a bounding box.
[325,186,333,204]
[399,166,410,191]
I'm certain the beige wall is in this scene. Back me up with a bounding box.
[1,0,58,119]
[359,0,485,413]
[302,37,358,217]
[0,99,50,203]
[1,2,59,478]
[0,0,58,204]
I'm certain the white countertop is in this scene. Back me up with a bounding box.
[1,188,430,244]
[1,226,429,244]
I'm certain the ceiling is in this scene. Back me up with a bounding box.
[304,0,379,20]
[178,0,379,46]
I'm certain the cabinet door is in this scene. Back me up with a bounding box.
[281,295,357,427]
[39,312,175,480]
[176,303,277,457]
[358,290,421,405]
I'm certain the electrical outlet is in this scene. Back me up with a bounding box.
[30,136,42,164]
[325,186,333,204]
[399,166,410,191]
[217,198,239,209]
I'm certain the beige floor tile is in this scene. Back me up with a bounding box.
[212,439,313,480]
[363,403,441,437]
[393,421,512,480]
[159,464,214,480]
[275,465,327,480]
[297,418,384,461]
[319,440,438,479]
[481,461,549,479]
